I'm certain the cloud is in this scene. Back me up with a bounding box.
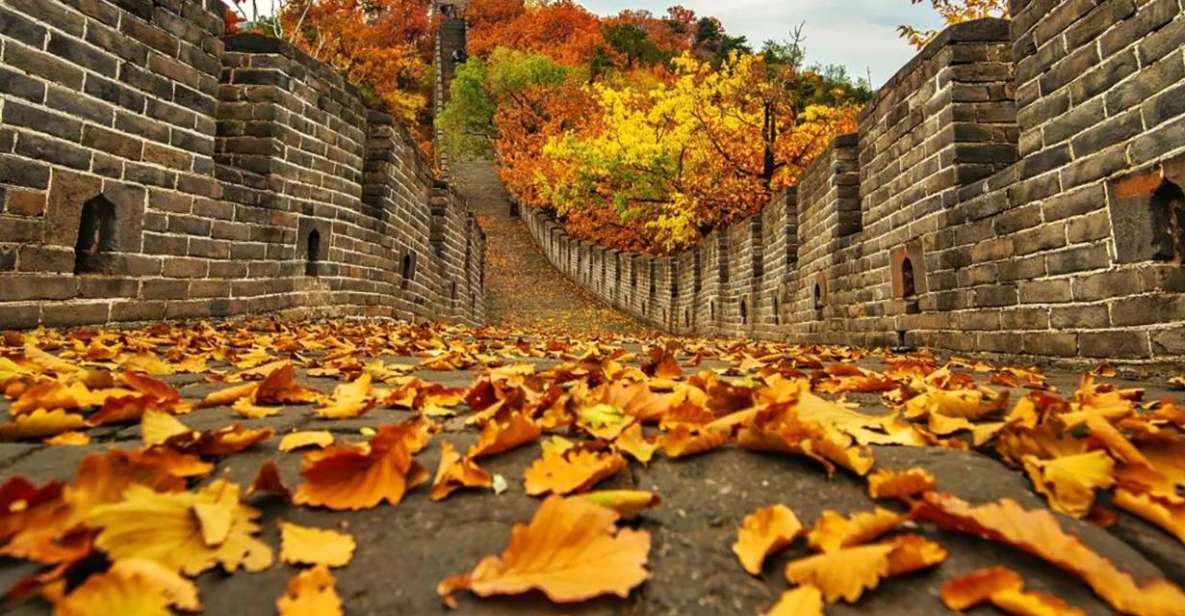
[579,0,945,86]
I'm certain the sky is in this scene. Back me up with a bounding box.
[579,0,945,87]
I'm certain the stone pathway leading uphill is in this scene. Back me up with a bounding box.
[451,161,654,337]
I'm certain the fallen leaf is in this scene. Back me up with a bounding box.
[914,492,1185,616]
[1023,451,1115,518]
[53,564,175,616]
[523,448,626,496]
[0,409,88,441]
[279,431,334,453]
[733,504,803,575]
[87,480,272,575]
[280,521,356,568]
[659,424,729,458]
[867,467,936,500]
[315,373,375,419]
[431,441,493,501]
[293,421,429,510]
[806,507,907,553]
[438,496,649,606]
[248,460,290,499]
[43,431,90,446]
[785,534,946,603]
[764,586,824,616]
[277,565,343,616]
[940,566,1023,610]
[467,412,542,459]
[577,490,661,520]
[141,410,193,447]
[614,422,659,464]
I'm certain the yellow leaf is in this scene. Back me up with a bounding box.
[764,586,824,616]
[110,559,202,612]
[277,565,343,616]
[87,481,273,576]
[523,448,626,496]
[141,411,193,447]
[1023,451,1115,518]
[577,490,661,520]
[0,409,88,441]
[806,507,906,553]
[280,522,356,568]
[315,373,375,419]
[279,431,334,452]
[785,535,946,604]
[614,422,658,464]
[733,504,803,575]
[438,496,649,606]
[293,421,430,510]
[44,431,90,446]
[54,566,173,616]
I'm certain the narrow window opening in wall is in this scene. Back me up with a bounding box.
[649,264,657,298]
[304,229,321,277]
[74,196,117,275]
[1152,180,1185,262]
[813,283,824,319]
[684,309,691,327]
[896,330,914,351]
[401,251,417,289]
[450,282,458,304]
[693,250,702,292]
[630,265,637,290]
[740,298,748,325]
[710,300,716,321]
[772,295,780,325]
[901,256,920,315]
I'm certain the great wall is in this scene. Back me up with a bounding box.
[0,0,484,329]
[2,0,1185,367]
[523,0,1185,366]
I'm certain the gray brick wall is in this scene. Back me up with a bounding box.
[0,0,484,328]
[524,2,1185,366]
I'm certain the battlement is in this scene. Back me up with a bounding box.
[526,1,1185,365]
[0,0,484,328]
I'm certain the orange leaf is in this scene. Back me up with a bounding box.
[659,424,729,458]
[614,422,659,464]
[431,441,493,501]
[438,496,649,606]
[733,504,803,575]
[764,586,824,616]
[277,565,343,616]
[467,412,542,459]
[914,492,1185,616]
[940,566,1024,610]
[806,507,907,553]
[523,448,626,496]
[867,467,936,500]
[785,534,946,604]
[280,521,356,567]
[279,431,334,453]
[293,422,429,510]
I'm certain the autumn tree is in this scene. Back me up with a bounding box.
[899,0,1010,49]
[278,0,437,143]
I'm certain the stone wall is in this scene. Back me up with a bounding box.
[525,0,1185,365]
[0,0,484,328]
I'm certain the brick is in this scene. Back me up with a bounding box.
[1021,332,1078,356]
[42,302,110,327]
[81,125,143,161]
[1045,244,1109,275]
[45,87,115,126]
[1052,304,1109,328]
[2,100,82,141]
[0,66,45,104]
[1110,295,1185,326]
[1079,330,1150,358]
[0,274,77,301]
[1020,279,1072,303]
[47,33,117,77]
[0,6,48,47]
[0,154,51,190]
[15,133,92,171]
[2,43,84,90]
[78,277,139,299]
[84,75,147,113]
[1069,110,1143,157]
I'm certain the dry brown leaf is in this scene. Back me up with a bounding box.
[733,504,803,575]
[1112,489,1185,545]
[44,431,90,446]
[764,586,824,616]
[431,441,493,501]
[437,496,649,607]
[867,467,936,500]
[53,564,176,616]
[279,431,334,452]
[614,422,659,464]
[247,460,290,499]
[989,588,1086,616]
[523,448,626,496]
[785,534,946,604]
[293,421,430,510]
[914,492,1185,616]
[280,521,356,568]
[277,565,343,616]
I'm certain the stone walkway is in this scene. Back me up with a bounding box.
[451,161,654,337]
